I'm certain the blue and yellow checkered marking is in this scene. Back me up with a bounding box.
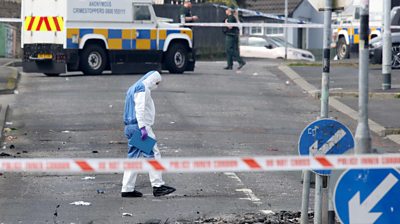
[66,28,193,50]
[338,27,382,44]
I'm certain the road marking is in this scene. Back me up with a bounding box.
[224,172,262,205]
[224,172,243,184]
[236,188,262,204]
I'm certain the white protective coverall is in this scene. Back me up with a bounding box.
[121,71,165,193]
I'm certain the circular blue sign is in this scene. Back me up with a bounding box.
[334,169,400,224]
[298,119,354,175]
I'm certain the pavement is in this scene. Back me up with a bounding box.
[0,58,19,94]
[0,58,20,144]
[279,63,400,146]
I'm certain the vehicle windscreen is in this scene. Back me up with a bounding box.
[248,38,269,47]
[268,37,295,48]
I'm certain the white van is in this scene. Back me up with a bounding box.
[21,0,195,76]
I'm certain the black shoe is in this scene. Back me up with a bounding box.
[121,190,143,198]
[153,185,176,197]
[238,61,246,70]
[224,66,233,70]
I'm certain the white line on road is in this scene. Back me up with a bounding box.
[224,172,262,205]
[236,189,262,204]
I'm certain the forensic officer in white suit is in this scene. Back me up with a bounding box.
[121,71,175,197]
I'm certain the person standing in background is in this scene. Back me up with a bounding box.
[223,6,246,70]
[180,0,199,24]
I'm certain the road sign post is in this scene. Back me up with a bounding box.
[355,0,372,154]
[299,119,355,224]
[334,169,400,224]
[383,0,392,90]
[284,0,288,60]
[319,1,334,222]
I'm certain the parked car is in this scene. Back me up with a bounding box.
[239,36,315,61]
[369,32,400,68]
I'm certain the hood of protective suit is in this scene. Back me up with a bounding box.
[142,71,162,91]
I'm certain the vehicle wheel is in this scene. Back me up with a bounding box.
[165,43,188,74]
[80,44,108,75]
[44,73,60,77]
[336,37,350,60]
[392,45,400,69]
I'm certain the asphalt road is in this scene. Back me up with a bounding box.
[0,60,397,223]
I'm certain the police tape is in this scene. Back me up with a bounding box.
[0,154,400,173]
[178,22,400,30]
[0,18,22,23]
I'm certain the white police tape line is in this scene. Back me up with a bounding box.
[0,154,399,173]
[2,17,400,30]
[0,18,22,23]
[179,22,400,30]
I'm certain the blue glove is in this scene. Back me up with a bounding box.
[140,127,148,140]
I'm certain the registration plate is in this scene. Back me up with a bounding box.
[38,54,53,59]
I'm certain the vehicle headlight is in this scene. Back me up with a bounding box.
[72,35,79,44]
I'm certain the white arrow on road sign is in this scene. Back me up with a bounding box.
[309,129,346,155]
[348,173,398,224]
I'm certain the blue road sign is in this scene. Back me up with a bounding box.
[334,169,400,224]
[298,119,354,175]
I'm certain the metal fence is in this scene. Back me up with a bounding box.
[0,23,17,58]
[154,4,227,59]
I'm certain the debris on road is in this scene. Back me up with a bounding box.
[92,150,98,154]
[0,152,12,157]
[81,176,95,180]
[96,189,105,194]
[261,210,275,215]
[109,141,126,144]
[192,211,311,224]
[122,213,133,217]
[266,148,279,152]
[69,201,91,206]
[6,136,17,141]
[53,205,60,218]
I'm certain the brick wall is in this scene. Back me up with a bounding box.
[0,0,21,57]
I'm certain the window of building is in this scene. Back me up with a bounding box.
[251,26,263,35]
